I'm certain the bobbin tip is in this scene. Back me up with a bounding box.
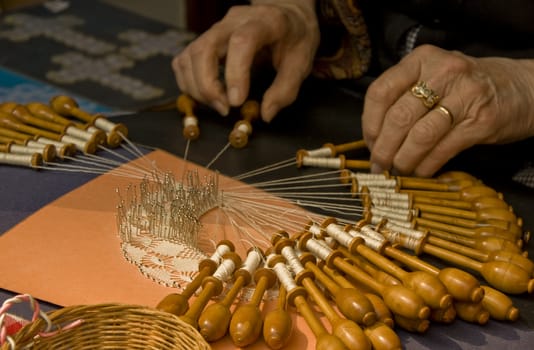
[229,129,248,148]
[42,144,57,162]
[183,125,200,140]
[507,307,520,322]
[26,153,42,168]
[470,287,485,303]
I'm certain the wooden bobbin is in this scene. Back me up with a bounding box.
[294,254,371,350]
[50,95,128,146]
[430,304,457,324]
[177,94,200,140]
[480,285,519,321]
[393,314,430,333]
[298,232,430,321]
[263,285,293,350]
[296,139,367,159]
[453,300,490,325]
[26,102,106,146]
[301,252,378,327]
[156,240,234,316]
[378,238,485,303]
[422,226,524,256]
[397,177,476,192]
[0,151,42,168]
[179,251,241,328]
[414,217,523,246]
[0,121,78,158]
[414,202,518,226]
[49,95,98,124]
[198,248,261,342]
[229,263,277,347]
[402,184,503,202]
[425,236,533,274]
[320,262,395,328]
[268,254,348,350]
[337,233,453,311]
[229,100,260,148]
[0,141,56,163]
[0,112,97,154]
[404,235,534,294]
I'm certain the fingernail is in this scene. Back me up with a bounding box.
[212,100,229,116]
[262,103,278,123]
[370,162,384,174]
[228,87,240,106]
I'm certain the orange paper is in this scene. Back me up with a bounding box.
[0,149,319,349]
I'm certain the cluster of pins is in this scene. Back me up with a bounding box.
[176,94,260,149]
[0,95,130,173]
[153,212,529,350]
[116,169,222,247]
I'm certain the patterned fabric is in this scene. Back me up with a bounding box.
[313,0,372,80]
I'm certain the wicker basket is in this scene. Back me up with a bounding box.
[1,303,211,349]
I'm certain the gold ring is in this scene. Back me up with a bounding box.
[435,105,454,126]
[411,81,440,108]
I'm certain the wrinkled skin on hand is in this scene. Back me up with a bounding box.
[172,0,319,122]
[362,44,534,177]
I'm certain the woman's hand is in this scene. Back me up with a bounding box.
[362,44,534,177]
[172,0,320,122]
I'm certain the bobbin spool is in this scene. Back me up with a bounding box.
[298,232,431,321]
[25,102,106,146]
[177,94,200,141]
[262,285,293,350]
[156,240,235,317]
[229,253,276,347]
[229,100,260,149]
[198,248,261,342]
[297,139,368,159]
[0,151,42,168]
[0,139,56,163]
[179,251,241,328]
[0,111,97,154]
[267,253,349,350]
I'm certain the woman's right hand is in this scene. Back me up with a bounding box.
[172,0,320,122]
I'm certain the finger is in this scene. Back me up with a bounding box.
[260,51,312,122]
[413,120,479,177]
[362,57,422,150]
[368,83,438,173]
[187,32,230,115]
[224,20,275,107]
[391,101,455,175]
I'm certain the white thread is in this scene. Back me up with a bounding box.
[241,249,263,275]
[306,147,334,158]
[183,115,197,128]
[325,222,353,247]
[272,261,298,292]
[212,258,237,282]
[236,122,250,134]
[281,245,304,275]
[65,125,94,141]
[371,206,411,222]
[305,238,332,260]
[354,172,388,181]
[369,190,409,201]
[385,222,426,240]
[94,116,119,132]
[209,243,231,264]
[360,225,386,242]
[0,152,37,167]
[372,197,410,209]
[308,223,323,236]
[302,156,342,169]
[60,134,92,152]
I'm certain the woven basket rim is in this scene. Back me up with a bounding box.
[3,302,210,350]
